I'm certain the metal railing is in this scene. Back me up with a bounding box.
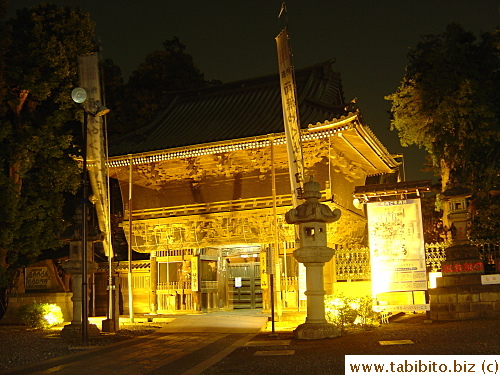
[156,249,194,258]
[425,240,499,272]
[335,245,371,281]
[334,240,499,280]
[157,281,191,290]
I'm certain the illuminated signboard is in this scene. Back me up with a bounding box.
[367,199,427,295]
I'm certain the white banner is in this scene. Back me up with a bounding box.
[78,53,112,257]
[367,199,427,295]
[298,263,307,300]
[276,27,304,205]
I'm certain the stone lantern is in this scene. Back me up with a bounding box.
[441,186,482,271]
[428,186,500,321]
[444,187,471,246]
[285,177,341,339]
[60,206,101,338]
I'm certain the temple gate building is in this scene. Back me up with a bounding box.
[105,61,399,314]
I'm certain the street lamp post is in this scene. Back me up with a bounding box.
[72,87,110,346]
[81,110,89,346]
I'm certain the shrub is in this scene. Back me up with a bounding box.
[325,294,381,333]
[353,295,382,329]
[325,295,357,333]
[18,302,64,329]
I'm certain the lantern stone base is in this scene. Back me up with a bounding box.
[429,275,500,320]
[60,323,100,338]
[102,318,119,333]
[293,322,340,340]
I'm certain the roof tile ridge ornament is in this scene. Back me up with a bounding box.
[307,112,359,131]
[285,176,341,224]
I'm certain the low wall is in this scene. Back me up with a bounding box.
[429,274,500,320]
[1,293,73,324]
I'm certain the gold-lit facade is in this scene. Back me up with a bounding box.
[106,62,399,313]
[107,118,398,313]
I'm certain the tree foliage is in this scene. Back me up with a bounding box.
[0,0,7,113]
[386,24,499,191]
[386,24,499,239]
[102,38,220,259]
[106,36,219,137]
[6,4,95,103]
[420,195,448,243]
[0,4,97,289]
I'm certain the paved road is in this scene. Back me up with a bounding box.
[4,310,269,375]
[203,313,500,374]
[5,312,499,374]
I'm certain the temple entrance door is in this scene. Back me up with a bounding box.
[226,261,262,309]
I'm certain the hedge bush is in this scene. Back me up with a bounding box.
[18,302,64,329]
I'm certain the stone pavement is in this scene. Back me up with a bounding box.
[3,310,269,375]
[204,313,500,374]
[4,311,500,374]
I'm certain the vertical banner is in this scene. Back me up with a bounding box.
[78,53,112,257]
[276,27,304,206]
[191,256,199,291]
[260,251,269,289]
[266,246,275,274]
[367,199,427,296]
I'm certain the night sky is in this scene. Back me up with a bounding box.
[7,1,500,182]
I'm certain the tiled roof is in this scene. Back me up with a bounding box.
[109,60,347,156]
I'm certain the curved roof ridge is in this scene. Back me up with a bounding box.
[109,59,348,156]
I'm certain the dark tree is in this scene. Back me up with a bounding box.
[0,0,6,112]
[386,24,499,240]
[0,4,97,292]
[101,58,126,138]
[107,37,220,136]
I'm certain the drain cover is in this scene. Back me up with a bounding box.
[379,340,414,345]
[254,350,295,356]
[245,340,291,346]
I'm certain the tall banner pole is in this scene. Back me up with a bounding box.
[276,11,304,208]
[77,54,112,258]
[128,155,134,322]
[270,137,283,320]
[276,3,304,311]
[77,53,112,338]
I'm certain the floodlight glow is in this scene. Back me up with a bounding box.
[43,304,64,326]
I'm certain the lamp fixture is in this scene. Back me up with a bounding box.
[94,101,110,117]
[72,88,110,116]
